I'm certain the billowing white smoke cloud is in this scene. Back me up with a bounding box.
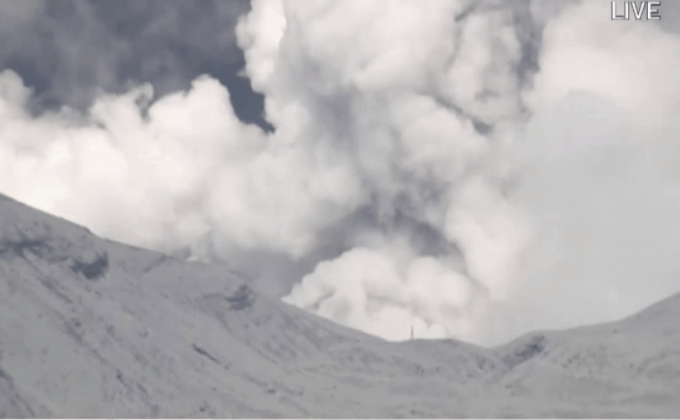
[1,0,680,345]
[237,0,534,343]
[504,0,680,339]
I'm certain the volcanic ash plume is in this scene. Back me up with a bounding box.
[236,0,537,343]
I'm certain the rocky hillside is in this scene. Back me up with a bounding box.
[1,193,678,417]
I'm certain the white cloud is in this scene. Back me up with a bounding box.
[504,0,680,340]
[238,0,532,344]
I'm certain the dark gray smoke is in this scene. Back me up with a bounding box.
[0,0,269,128]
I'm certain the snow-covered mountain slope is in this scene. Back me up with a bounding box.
[1,193,679,418]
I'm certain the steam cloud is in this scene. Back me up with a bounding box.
[1,0,680,345]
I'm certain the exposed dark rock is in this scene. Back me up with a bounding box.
[225,284,254,311]
[71,252,109,280]
[502,334,547,369]
[192,344,221,365]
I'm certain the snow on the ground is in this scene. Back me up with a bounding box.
[1,192,679,417]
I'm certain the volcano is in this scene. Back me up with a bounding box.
[1,193,679,418]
